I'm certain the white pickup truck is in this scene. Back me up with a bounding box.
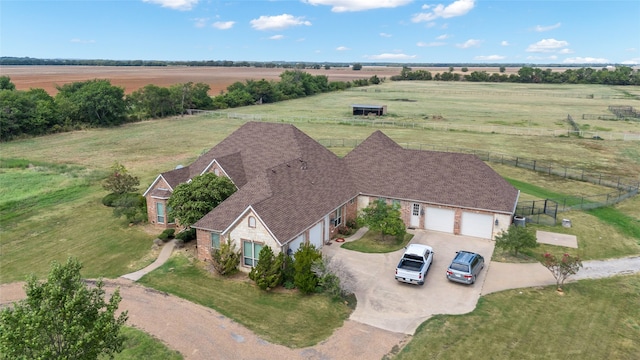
[395,243,434,285]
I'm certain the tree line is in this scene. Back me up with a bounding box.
[0,71,381,141]
[390,65,640,85]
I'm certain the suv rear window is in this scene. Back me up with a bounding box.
[450,263,469,272]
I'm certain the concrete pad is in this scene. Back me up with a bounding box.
[536,230,578,248]
[323,230,495,335]
[481,262,555,295]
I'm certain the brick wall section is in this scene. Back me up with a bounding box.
[146,177,174,229]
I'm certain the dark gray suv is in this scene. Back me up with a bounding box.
[446,251,484,284]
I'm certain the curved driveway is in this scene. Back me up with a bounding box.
[2,229,638,359]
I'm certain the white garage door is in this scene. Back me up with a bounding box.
[460,212,494,239]
[425,207,455,233]
[309,222,324,249]
[288,234,305,255]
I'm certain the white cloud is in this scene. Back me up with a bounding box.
[526,38,569,53]
[533,22,561,32]
[336,46,350,51]
[212,21,235,30]
[365,53,417,60]
[456,39,481,48]
[558,48,574,54]
[563,57,609,64]
[250,14,311,31]
[500,40,510,46]
[416,41,445,47]
[192,18,208,28]
[70,38,95,44]
[380,32,392,38]
[412,0,475,23]
[142,0,198,11]
[625,48,637,52]
[436,34,450,40]
[269,35,285,40]
[621,58,640,64]
[474,55,505,61]
[303,0,412,12]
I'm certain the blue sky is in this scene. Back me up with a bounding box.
[1,0,639,64]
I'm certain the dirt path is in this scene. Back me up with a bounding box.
[2,255,637,359]
[0,279,407,360]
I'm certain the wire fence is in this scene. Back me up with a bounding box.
[188,110,640,141]
[187,110,639,224]
[318,138,640,222]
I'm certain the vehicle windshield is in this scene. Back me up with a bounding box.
[450,263,469,272]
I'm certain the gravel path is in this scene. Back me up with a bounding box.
[1,255,637,359]
[0,279,407,360]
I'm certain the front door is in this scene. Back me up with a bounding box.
[410,203,420,228]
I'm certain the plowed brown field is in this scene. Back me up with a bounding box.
[2,65,403,95]
[1,65,523,95]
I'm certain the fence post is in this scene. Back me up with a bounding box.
[533,160,536,171]
[515,157,519,168]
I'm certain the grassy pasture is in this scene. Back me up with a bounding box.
[217,82,640,135]
[393,274,640,360]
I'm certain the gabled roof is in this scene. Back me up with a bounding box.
[192,122,358,242]
[344,130,518,213]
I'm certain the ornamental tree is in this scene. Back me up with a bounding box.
[360,199,406,242]
[102,161,140,195]
[541,252,583,291]
[494,224,538,256]
[167,173,236,228]
[0,258,128,359]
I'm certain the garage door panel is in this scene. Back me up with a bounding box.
[461,212,493,239]
[425,207,455,233]
[309,222,323,249]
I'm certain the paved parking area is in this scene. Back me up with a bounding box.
[323,229,495,334]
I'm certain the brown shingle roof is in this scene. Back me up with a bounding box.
[344,130,518,213]
[192,122,358,242]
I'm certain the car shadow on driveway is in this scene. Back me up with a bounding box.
[323,229,495,335]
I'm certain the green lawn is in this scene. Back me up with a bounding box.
[392,274,640,360]
[109,327,182,360]
[138,254,353,348]
[340,231,413,253]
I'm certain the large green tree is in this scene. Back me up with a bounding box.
[55,79,127,127]
[360,199,406,242]
[167,173,236,228]
[0,258,128,360]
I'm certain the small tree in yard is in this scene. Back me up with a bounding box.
[541,252,583,291]
[210,239,241,276]
[102,161,140,195]
[249,246,284,290]
[0,258,127,360]
[293,244,323,294]
[494,225,538,256]
[360,199,406,242]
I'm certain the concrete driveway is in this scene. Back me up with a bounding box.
[323,229,495,335]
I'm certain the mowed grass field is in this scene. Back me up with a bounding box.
[1,81,639,284]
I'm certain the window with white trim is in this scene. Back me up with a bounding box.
[248,216,256,228]
[156,202,165,224]
[243,241,263,267]
[210,233,220,250]
[333,207,343,227]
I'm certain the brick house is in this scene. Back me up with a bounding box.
[143,122,519,271]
